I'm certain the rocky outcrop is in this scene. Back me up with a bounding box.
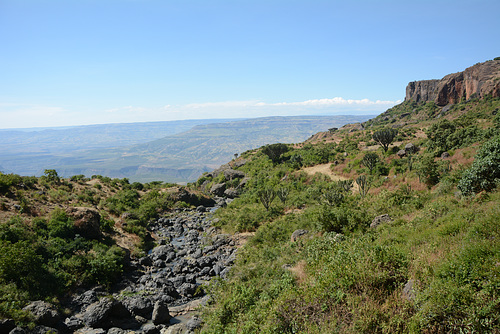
[370,214,393,228]
[405,59,500,106]
[66,207,102,240]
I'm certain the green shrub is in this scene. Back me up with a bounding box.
[458,135,500,196]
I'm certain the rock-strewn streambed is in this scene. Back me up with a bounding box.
[11,205,236,334]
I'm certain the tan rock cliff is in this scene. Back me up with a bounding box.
[405,59,500,106]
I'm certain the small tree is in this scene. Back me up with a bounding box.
[338,179,353,193]
[361,152,380,173]
[416,154,440,189]
[321,183,345,206]
[258,188,276,211]
[262,143,289,164]
[356,175,371,198]
[372,128,397,152]
[43,169,60,184]
[277,187,290,204]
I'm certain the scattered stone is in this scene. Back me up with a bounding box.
[121,296,153,318]
[404,143,418,154]
[223,169,245,180]
[23,301,60,327]
[397,149,406,158]
[74,328,106,334]
[441,151,450,159]
[290,229,309,242]
[402,279,418,301]
[186,315,203,331]
[370,214,393,228]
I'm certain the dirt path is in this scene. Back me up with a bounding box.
[302,163,347,181]
[302,163,359,192]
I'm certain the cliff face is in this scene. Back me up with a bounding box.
[405,59,500,106]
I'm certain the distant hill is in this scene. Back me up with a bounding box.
[0,115,373,183]
[0,119,237,154]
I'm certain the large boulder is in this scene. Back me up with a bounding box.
[66,207,102,239]
[210,183,226,197]
[121,296,153,318]
[223,188,239,199]
[404,143,418,154]
[370,214,393,228]
[82,297,131,329]
[151,301,171,325]
[23,301,60,327]
[223,169,245,180]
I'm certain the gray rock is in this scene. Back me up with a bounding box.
[64,316,84,331]
[150,245,175,261]
[209,183,226,197]
[233,159,247,168]
[23,301,60,327]
[404,143,418,154]
[223,169,245,180]
[0,319,15,333]
[151,301,171,325]
[397,149,406,158]
[139,256,153,267]
[142,323,160,334]
[223,188,239,198]
[66,206,102,240]
[441,151,450,159]
[74,328,106,334]
[163,323,187,334]
[178,283,198,297]
[82,297,130,329]
[106,328,126,334]
[121,296,153,318]
[290,229,309,242]
[186,315,203,331]
[31,326,59,334]
[402,279,418,301]
[370,214,393,228]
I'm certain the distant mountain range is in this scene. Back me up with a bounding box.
[0,115,373,183]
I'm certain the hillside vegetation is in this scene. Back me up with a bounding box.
[195,96,500,333]
[0,170,211,325]
[1,60,500,332]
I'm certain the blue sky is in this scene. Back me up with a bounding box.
[1,0,499,128]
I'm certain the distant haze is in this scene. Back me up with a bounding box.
[0,115,373,183]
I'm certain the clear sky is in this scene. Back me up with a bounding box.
[1,0,499,129]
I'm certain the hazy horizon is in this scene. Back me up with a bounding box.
[1,0,499,129]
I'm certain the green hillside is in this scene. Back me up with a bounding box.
[194,96,500,333]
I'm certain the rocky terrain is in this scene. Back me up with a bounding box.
[405,58,500,105]
[3,204,237,334]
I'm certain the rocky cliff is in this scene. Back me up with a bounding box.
[405,59,500,106]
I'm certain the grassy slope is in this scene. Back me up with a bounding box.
[197,97,500,333]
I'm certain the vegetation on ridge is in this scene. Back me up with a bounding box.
[197,97,500,333]
[1,94,499,332]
